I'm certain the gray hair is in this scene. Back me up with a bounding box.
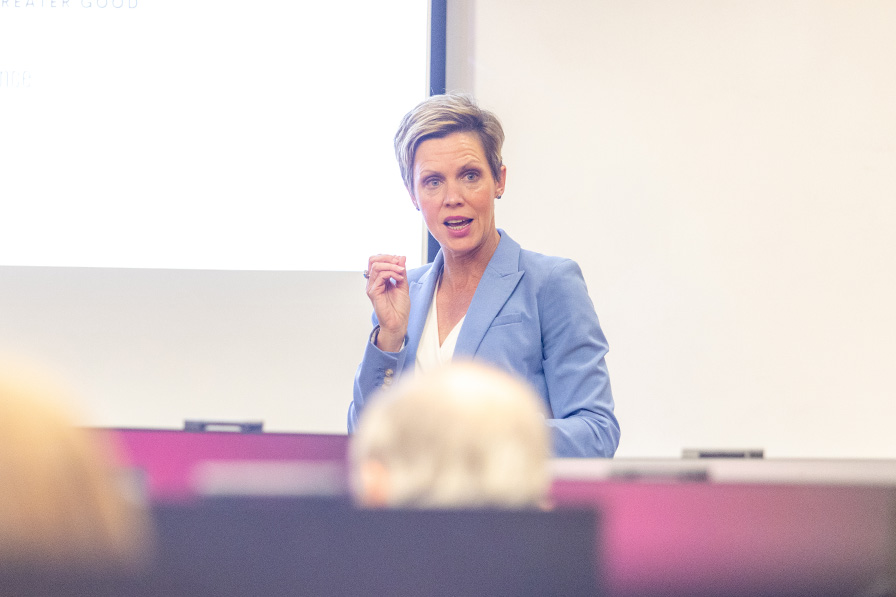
[350,361,550,509]
[394,93,505,192]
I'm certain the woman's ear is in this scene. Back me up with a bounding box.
[496,164,507,198]
[408,188,420,211]
[359,459,392,508]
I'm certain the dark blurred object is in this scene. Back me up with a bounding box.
[183,420,264,433]
[682,448,764,459]
[1,497,602,597]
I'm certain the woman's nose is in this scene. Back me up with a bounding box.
[442,182,464,206]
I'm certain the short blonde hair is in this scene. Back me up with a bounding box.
[350,362,550,509]
[394,93,505,193]
[0,367,149,570]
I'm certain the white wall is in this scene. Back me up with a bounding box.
[447,0,896,457]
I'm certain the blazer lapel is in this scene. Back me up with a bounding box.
[455,231,524,357]
[403,251,443,372]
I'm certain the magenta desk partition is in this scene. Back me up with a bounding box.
[96,429,350,502]
[550,479,896,597]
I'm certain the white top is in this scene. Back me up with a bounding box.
[415,282,465,376]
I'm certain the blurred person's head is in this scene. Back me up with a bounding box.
[350,361,551,509]
[0,364,150,572]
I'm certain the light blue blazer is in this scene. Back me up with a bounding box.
[349,230,620,457]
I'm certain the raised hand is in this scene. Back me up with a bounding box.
[365,254,409,352]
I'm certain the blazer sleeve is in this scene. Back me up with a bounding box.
[539,259,620,457]
[347,316,407,432]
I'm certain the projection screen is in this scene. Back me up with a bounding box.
[1,0,429,271]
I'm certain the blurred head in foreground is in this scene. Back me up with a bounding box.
[350,362,551,509]
[0,366,150,572]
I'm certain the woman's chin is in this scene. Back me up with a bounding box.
[436,228,500,263]
[441,241,484,262]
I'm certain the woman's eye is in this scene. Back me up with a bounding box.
[464,171,480,181]
[426,178,442,188]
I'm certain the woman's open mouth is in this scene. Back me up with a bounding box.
[445,218,473,230]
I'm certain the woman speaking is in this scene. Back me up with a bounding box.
[349,94,620,458]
